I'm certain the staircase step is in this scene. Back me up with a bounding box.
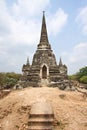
[28,102,54,130]
[29,118,53,122]
[28,125,53,130]
[28,122,53,126]
[30,114,54,118]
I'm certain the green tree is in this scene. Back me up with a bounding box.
[76,66,87,80]
[80,76,87,84]
[68,75,78,80]
[4,77,17,86]
[0,72,21,88]
[0,73,5,86]
[69,66,87,84]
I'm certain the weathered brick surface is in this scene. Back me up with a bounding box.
[21,12,73,89]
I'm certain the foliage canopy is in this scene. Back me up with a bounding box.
[69,66,87,84]
[0,72,21,89]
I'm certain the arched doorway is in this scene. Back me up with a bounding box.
[42,65,47,79]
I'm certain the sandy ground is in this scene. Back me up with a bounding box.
[0,87,87,130]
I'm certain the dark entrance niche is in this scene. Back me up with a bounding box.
[42,65,47,79]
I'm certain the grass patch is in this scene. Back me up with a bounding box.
[54,120,68,130]
[15,125,19,129]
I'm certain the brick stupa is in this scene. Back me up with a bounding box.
[21,12,68,88]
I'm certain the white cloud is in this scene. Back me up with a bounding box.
[61,42,87,74]
[48,8,68,35]
[12,0,50,18]
[0,0,50,46]
[0,0,68,46]
[0,0,68,72]
[0,1,41,46]
[61,51,68,56]
[0,1,12,36]
[69,43,87,63]
[76,6,87,35]
[7,20,40,45]
[0,43,8,55]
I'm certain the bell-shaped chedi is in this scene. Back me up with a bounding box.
[32,12,57,67]
[22,12,68,88]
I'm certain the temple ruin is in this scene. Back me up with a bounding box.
[21,12,74,89]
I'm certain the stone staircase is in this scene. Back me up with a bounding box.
[40,79,49,87]
[28,102,54,130]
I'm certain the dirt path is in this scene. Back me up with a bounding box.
[0,87,87,130]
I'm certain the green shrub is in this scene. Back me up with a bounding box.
[0,72,21,88]
[80,76,87,84]
[69,66,87,84]
[68,75,77,80]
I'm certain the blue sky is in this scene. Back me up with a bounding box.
[0,0,87,74]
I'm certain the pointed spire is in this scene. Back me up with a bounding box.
[38,11,51,49]
[59,57,62,66]
[26,57,30,65]
[40,11,49,43]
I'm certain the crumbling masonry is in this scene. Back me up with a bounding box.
[21,12,75,90]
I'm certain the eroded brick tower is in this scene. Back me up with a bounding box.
[22,12,67,87]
